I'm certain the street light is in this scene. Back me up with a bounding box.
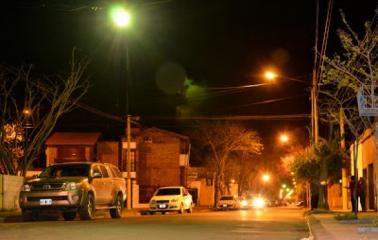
[262,174,270,183]
[279,133,289,144]
[22,108,33,173]
[110,6,131,28]
[110,5,133,210]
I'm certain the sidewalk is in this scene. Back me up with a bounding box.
[307,211,378,240]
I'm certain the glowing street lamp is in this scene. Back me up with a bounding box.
[262,174,271,183]
[264,71,278,81]
[109,5,133,210]
[279,133,289,144]
[110,6,131,28]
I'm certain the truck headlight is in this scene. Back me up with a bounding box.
[21,184,31,192]
[65,182,78,190]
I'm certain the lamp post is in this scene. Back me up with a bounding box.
[110,5,133,210]
[22,108,33,173]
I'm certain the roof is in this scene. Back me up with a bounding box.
[141,127,189,141]
[45,132,101,146]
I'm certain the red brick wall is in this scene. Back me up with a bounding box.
[137,130,183,202]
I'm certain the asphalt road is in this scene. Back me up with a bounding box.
[0,207,308,240]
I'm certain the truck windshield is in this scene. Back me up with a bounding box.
[40,164,90,178]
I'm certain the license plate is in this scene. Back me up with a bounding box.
[158,204,167,209]
[223,204,227,207]
[40,199,52,205]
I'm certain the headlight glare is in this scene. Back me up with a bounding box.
[21,184,31,192]
[65,182,78,190]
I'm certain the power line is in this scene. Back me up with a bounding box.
[141,114,311,121]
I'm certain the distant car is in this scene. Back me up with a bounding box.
[240,195,266,210]
[217,195,240,210]
[250,196,266,209]
[149,186,193,214]
[19,162,126,221]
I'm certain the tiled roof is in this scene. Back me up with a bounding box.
[45,132,101,146]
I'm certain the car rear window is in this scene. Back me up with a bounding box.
[220,196,234,200]
[155,188,181,196]
[40,164,90,178]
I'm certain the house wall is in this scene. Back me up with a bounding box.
[45,147,57,166]
[351,128,377,211]
[137,130,183,203]
[98,141,119,167]
[46,146,95,165]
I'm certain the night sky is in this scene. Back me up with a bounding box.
[1,0,377,147]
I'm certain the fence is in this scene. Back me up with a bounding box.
[0,174,24,210]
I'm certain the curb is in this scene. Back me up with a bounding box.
[303,215,315,240]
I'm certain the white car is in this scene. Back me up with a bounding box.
[217,195,240,210]
[149,186,193,214]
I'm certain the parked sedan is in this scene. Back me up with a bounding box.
[217,195,240,210]
[149,186,193,214]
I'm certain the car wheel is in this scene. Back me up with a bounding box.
[178,204,184,214]
[62,212,76,221]
[187,204,193,214]
[110,194,123,219]
[79,193,95,220]
[22,210,38,221]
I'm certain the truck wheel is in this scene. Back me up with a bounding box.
[79,193,95,220]
[110,194,123,219]
[62,212,76,221]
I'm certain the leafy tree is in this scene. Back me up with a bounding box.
[190,121,263,207]
[319,8,377,214]
[288,136,344,209]
[0,52,89,176]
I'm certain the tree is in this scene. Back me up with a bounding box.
[288,136,344,209]
[0,52,89,176]
[190,121,263,207]
[319,7,377,214]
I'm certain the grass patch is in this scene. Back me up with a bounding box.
[334,213,358,220]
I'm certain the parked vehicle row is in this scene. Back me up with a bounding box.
[19,162,194,221]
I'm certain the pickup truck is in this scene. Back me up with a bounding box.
[19,162,126,221]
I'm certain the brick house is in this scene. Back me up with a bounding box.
[45,132,101,165]
[136,127,190,203]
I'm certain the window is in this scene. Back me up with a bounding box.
[99,165,109,178]
[92,165,102,177]
[40,164,90,178]
[143,136,152,143]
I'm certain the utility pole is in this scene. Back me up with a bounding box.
[339,108,348,211]
[126,114,132,209]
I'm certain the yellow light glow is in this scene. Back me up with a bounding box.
[264,71,277,81]
[111,7,131,28]
[279,134,289,143]
[23,108,32,116]
[262,174,270,182]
